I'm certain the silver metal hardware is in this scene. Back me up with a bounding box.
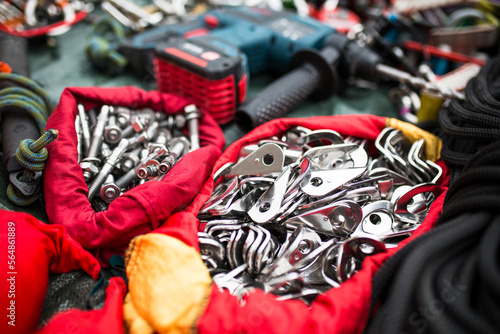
[198,125,444,302]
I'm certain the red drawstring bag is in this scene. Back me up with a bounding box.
[197,114,449,334]
[0,209,101,334]
[197,193,446,334]
[44,87,225,265]
[122,114,450,334]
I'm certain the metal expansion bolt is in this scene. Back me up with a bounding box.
[100,137,148,203]
[159,137,190,174]
[137,164,160,179]
[101,165,137,203]
[135,144,167,179]
[100,174,121,203]
[75,114,83,163]
[88,138,129,201]
[87,105,111,159]
[78,104,91,156]
[184,104,201,151]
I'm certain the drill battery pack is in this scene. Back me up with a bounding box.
[154,37,247,124]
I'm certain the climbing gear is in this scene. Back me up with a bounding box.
[198,125,444,302]
[7,129,59,206]
[0,72,56,206]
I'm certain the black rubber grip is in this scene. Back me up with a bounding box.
[235,63,320,130]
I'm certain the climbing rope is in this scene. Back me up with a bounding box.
[0,72,53,133]
[7,129,59,206]
[0,72,56,206]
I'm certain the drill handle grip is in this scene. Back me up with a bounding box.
[235,63,321,130]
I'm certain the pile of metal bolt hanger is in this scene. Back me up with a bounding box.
[198,126,444,303]
[77,104,199,210]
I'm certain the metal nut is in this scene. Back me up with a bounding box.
[80,161,99,181]
[100,183,121,203]
[104,125,123,144]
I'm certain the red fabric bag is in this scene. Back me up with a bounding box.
[0,209,101,334]
[122,114,449,334]
[197,192,446,334]
[43,86,225,265]
[191,114,449,333]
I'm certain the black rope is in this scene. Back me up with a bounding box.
[365,140,500,334]
[438,56,500,183]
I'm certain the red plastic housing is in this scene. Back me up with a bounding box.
[155,57,238,124]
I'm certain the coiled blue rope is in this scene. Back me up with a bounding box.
[0,73,56,206]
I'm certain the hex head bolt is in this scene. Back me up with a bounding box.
[184,104,201,151]
[88,138,129,201]
[121,117,145,138]
[104,115,123,144]
[100,174,121,203]
[80,159,99,182]
[100,183,121,203]
[77,104,91,156]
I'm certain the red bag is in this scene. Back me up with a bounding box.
[123,114,449,334]
[44,87,225,265]
[0,209,100,334]
[197,193,446,334]
[194,114,449,334]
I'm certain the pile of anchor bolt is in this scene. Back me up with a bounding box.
[77,103,201,211]
[198,126,443,303]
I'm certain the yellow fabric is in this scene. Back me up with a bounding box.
[386,118,442,161]
[124,233,212,334]
[123,294,155,334]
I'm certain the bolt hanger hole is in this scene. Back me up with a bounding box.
[259,202,271,212]
[311,177,323,187]
[263,153,274,166]
[369,214,382,225]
